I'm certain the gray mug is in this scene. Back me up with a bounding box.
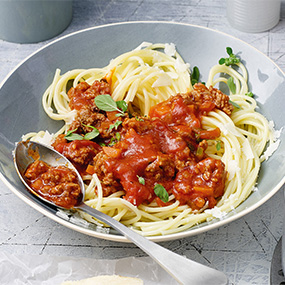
[0,0,73,43]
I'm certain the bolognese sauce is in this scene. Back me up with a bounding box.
[24,160,82,208]
[51,80,232,211]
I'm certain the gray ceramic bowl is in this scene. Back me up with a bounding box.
[0,22,284,242]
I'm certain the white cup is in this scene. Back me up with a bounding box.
[227,0,281,33]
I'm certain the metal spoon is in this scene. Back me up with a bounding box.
[14,140,228,285]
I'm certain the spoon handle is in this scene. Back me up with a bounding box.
[78,203,228,285]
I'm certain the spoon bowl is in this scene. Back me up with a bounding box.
[14,140,85,208]
[14,140,228,285]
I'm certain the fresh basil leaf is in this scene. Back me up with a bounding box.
[116,100,128,113]
[65,128,78,136]
[226,47,233,56]
[114,120,122,129]
[115,113,125,117]
[65,129,83,141]
[191,66,200,86]
[227,77,236,94]
[192,66,199,80]
[108,132,121,146]
[81,124,100,140]
[137,175,145,185]
[82,124,96,130]
[65,133,84,141]
[154,184,169,203]
[94,94,118,112]
[84,129,100,140]
[191,78,198,85]
[219,58,225,65]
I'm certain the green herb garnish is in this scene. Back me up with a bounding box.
[109,120,122,132]
[219,47,240,66]
[154,184,169,203]
[82,124,100,140]
[137,175,145,185]
[65,125,100,141]
[191,66,200,85]
[245,91,254,97]
[65,129,84,141]
[191,66,205,86]
[116,100,128,113]
[94,94,127,116]
[108,132,121,146]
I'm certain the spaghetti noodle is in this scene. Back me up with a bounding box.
[23,43,277,236]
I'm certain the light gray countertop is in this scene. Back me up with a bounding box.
[0,1,285,284]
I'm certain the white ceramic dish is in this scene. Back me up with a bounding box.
[0,21,284,242]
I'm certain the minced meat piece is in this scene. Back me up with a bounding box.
[185,83,234,116]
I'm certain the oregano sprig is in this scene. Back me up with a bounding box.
[94,94,128,117]
[191,66,205,86]
[154,184,169,203]
[65,125,100,141]
[219,47,240,66]
[109,120,122,132]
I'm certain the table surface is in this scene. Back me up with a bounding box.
[0,1,285,284]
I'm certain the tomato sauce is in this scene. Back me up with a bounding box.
[24,160,82,208]
[102,93,226,208]
[49,81,231,211]
[53,137,102,175]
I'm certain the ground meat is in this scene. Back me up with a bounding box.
[173,157,226,209]
[24,160,49,181]
[24,161,82,208]
[194,157,226,198]
[51,81,229,210]
[68,80,111,109]
[187,83,234,116]
[67,80,120,139]
[93,151,122,196]
[52,135,102,174]
[121,117,154,135]
[144,154,176,181]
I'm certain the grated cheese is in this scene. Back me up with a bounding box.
[164,43,176,57]
[242,139,254,160]
[205,206,226,219]
[174,57,190,73]
[36,131,54,146]
[261,139,281,161]
[152,73,172,87]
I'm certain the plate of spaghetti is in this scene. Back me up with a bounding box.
[1,22,284,242]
